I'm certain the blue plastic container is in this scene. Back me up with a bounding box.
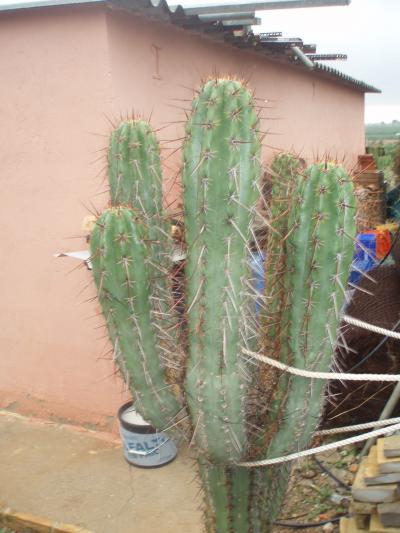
[349,233,379,285]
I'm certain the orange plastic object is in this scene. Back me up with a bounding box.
[363,229,392,259]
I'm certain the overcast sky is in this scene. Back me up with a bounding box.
[178,0,400,123]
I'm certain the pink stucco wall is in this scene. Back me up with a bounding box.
[0,5,365,429]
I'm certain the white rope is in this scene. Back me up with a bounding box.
[342,314,400,340]
[315,416,400,436]
[237,421,400,467]
[242,348,400,382]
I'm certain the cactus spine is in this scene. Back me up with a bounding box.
[89,82,356,532]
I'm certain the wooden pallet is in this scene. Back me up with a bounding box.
[342,437,400,533]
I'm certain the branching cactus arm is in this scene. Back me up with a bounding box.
[90,207,184,430]
[263,163,356,459]
[91,120,187,435]
[108,120,163,216]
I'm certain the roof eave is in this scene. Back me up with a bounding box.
[313,62,381,94]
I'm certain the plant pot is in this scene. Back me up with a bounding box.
[118,401,177,468]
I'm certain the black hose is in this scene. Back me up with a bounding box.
[313,456,351,491]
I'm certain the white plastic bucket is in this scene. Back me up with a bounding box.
[118,401,177,468]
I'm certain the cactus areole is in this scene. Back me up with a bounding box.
[89,79,356,533]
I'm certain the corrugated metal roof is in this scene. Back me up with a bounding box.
[0,0,379,93]
[0,0,98,9]
[313,63,379,93]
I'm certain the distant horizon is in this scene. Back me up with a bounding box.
[366,119,400,125]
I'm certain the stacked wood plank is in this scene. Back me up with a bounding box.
[0,506,95,533]
[340,436,400,533]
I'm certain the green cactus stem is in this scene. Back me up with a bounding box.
[182,78,262,464]
[108,120,163,215]
[259,153,303,406]
[199,463,251,533]
[199,462,292,533]
[273,163,356,447]
[90,207,185,432]
[250,163,356,521]
[107,119,187,406]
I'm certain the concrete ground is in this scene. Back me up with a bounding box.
[0,410,203,533]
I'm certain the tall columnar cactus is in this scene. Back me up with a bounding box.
[246,161,357,525]
[263,162,356,454]
[182,79,261,463]
[89,80,356,532]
